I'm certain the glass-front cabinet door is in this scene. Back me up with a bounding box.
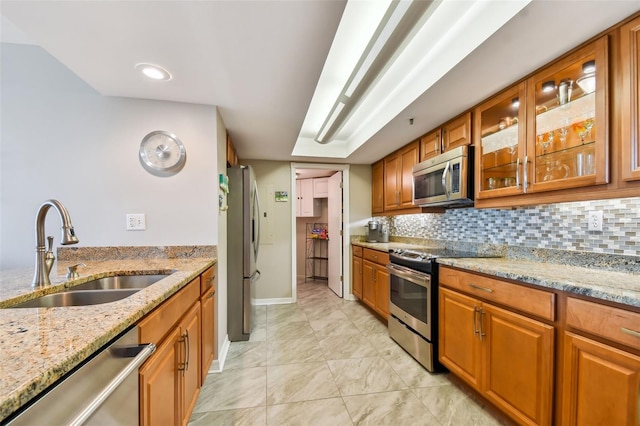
[475,83,526,199]
[526,36,609,192]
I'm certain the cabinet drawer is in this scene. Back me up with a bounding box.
[566,297,640,351]
[352,245,363,257]
[139,277,200,345]
[200,265,216,295]
[439,266,555,321]
[363,248,389,265]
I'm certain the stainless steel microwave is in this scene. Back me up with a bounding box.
[412,146,474,207]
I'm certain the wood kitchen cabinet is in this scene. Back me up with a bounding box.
[439,268,555,426]
[420,112,472,162]
[384,141,419,210]
[296,179,321,217]
[351,245,363,299]
[620,16,640,182]
[561,297,640,425]
[361,248,389,319]
[226,132,239,167]
[476,37,609,202]
[200,265,216,386]
[371,160,384,214]
[139,275,203,426]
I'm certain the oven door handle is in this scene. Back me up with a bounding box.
[387,264,431,289]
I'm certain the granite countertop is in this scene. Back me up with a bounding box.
[352,239,640,309]
[437,257,640,309]
[0,248,216,422]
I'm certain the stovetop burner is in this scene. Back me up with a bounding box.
[389,248,499,274]
[389,248,485,262]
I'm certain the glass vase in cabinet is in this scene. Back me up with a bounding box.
[475,83,527,199]
[525,36,609,193]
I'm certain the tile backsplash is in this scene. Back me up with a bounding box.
[389,197,640,256]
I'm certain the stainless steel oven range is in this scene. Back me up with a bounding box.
[387,248,492,373]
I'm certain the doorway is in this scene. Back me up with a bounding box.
[290,163,350,302]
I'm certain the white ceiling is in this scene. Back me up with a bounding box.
[2,1,640,165]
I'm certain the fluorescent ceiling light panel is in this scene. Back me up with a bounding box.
[344,0,412,98]
[316,101,345,142]
[292,0,390,155]
[293,0,531,158]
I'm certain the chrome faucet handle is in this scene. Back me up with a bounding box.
[44,236,55,274]
[66,263,86,279]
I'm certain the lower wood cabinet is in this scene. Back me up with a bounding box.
[138,264,217,426]
[200,265,217,386]
[439,284,554,426]
[561,296,640,425]
[561,332,640,425]
[361,248,389,319]
[351,245,363,299]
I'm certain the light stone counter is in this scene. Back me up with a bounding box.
[352,238,640,309]
[0,247,216,422]
[437,257,640,309]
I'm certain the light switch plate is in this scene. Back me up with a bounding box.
[126,213,146,231]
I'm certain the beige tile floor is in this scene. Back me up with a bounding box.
[189,280,507,425]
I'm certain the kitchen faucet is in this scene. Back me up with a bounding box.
[32,199,79,287]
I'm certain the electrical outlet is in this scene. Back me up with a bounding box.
[587,210,603,232]
[126,213,146,231]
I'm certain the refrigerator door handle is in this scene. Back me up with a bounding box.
[253,180,261,262]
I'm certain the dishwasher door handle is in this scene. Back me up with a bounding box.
[68,343,156,426]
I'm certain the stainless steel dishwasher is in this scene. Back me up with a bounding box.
[6,326,155,425]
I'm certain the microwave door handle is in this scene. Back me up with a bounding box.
[441,161,451,200]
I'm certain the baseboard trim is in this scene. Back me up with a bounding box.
[208,335,230,373]
[254,297,294,306]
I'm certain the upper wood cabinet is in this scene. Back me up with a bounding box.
[420,112,472,162]
[475,83,527,199]
[371,160,384,214]
[384,141,419,210]
[476,37,610,200]
[620,16,640,181]
[226,132,239,167]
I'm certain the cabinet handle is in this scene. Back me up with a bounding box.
[523,155,529,192]
[473,306,480,336]
[184,330,190,373]
[468,283,494,293]
[208,290,215,299]
[178,334,187,373]
[621,327,640,338]
[479,309,486,341]
[371,268,375,283]
[434,140,439,154]
[516,157,521,189]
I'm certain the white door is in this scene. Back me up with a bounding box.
[327,172,343,297]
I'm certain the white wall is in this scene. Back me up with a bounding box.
[242,160,293,301]
[1,43,219,269]
[215,109,228,358]
[348,164,372,236]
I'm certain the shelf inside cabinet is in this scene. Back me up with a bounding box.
[536,92,595,134]
[534,141,596,181]
[481,123,519,154]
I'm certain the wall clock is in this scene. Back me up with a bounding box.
[139,130,186,176]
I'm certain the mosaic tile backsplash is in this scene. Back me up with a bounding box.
[388,197,640,257]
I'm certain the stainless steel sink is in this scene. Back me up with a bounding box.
[9,289,140,308]
[69,274,168,291]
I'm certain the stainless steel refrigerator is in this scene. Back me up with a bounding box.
[227,165,261,341]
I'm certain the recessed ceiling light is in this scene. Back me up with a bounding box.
[136,63,172,81]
